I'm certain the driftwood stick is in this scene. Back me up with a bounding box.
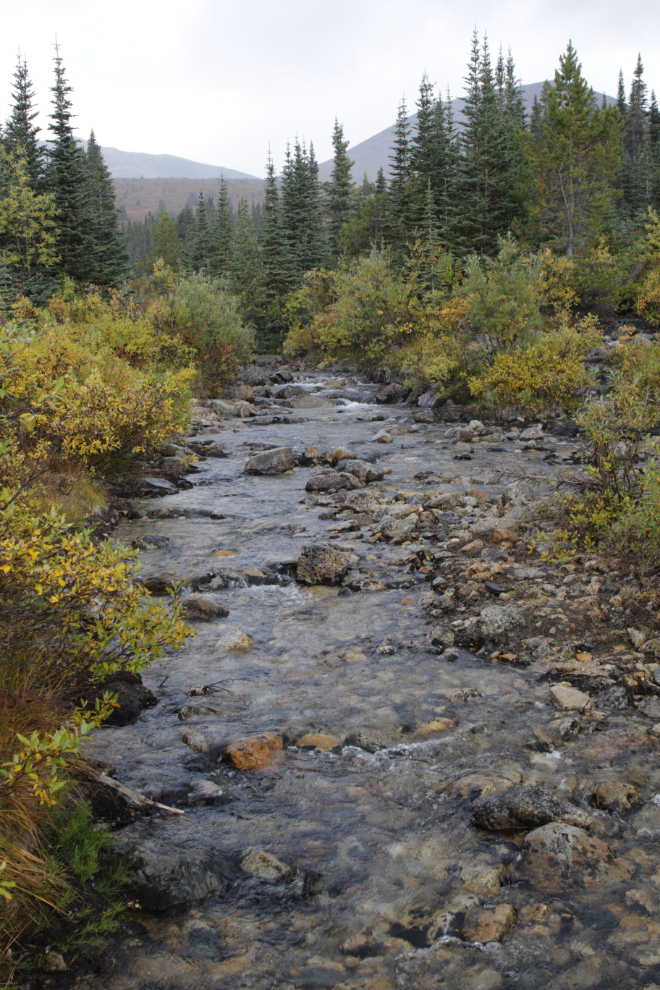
[95,772,185,815]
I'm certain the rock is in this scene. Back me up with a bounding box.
[416,718,455,736]
[502,481,539,504]
[447,769,523,801]
[429,627,455,649]
[138,476,178,494]
[297,543,350,585]
[244,446,295,475]
[344,728,399,752]
[376,639,397,655]
[273,383,306,398]
[376,383,402,404]
[204,441,226,458]
[224,732,282,770]
[223,383,255,402]
[239,365,267,386]
[462,867,502,898]
[300,445,324,465]
[160,455,188,476]
[628,627,647,648]
[289,393,332,408]
[549,684,591,711]
[131,534,171,550]
[336,459,384,484]
[182,730,209,753]
[344,490,379,512]
[638,697,660,719]
[305,470,363,493]
[522,822,624,892]
[216,628,253,650]
[650,723,660,738]
[379,513,419,540]
[371,430,393,443]
[454,441,473,456]
[40,951,67,972]
[181,597,229,621]
[590,781,641,814]
[122,839,228,910]
[472,786,593,831]
[89,672,157,726]
[477,605,525,647]
[462,904,517,943]
[519,427,544,440]
[387,424,409,435]
[240,849,290,880]
[295,733,340,751]
[331,447,357,465]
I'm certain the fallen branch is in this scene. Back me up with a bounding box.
[94,773,185,815]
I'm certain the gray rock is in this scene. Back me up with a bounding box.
[522,822,622,892]
[345,728,400,752]
[502,481,539,504]
[379,513,418,539]
[204,442,226,458]
[122,839,230,910]
[305,470,363,493]
[181,597,230,621]
[131,535,171,551]
[274,383,306,398]
[288,393,332,409]
[239,366,267,386]
[138,476,178,494]
[244,447,295,475]
[343,490,379,512]
[223,383,255,402]
[477,605,525,646]
[335,459,384,484]
[472,785,593,831]
[297,543,350,585]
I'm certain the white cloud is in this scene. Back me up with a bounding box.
[2,0,658,176]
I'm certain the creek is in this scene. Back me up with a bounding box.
[87,370,660,990]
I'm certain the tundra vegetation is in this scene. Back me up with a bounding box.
[0,30,660,978]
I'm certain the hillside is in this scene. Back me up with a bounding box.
[114,177,265,221]
[100,146,257,180]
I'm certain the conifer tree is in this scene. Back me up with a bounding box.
[326,119,354,253]
[387,98,413,250]
[523,41,621,255]
[262,149,294,299]
[214,176,233,276]
[84,131,129,285]
[230,197,265,320]
[623,55,652,213]
[151,210,179,269]
[45,45,91,280]
[410,73,436,225]
[375,167,387,197]
[4,55,44,188]
[191,190,211,272]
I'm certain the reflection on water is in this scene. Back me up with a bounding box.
[89,375,660,990]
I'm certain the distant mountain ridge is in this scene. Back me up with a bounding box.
[99,81,615,185]
[97,147,257,180]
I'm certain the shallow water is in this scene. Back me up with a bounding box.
[88,375,660,990]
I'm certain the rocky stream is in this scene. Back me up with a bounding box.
[81,357,660,990]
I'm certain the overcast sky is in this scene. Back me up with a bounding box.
[2,0,658,177]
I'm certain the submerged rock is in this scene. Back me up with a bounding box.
[240,849,291,880]
[589,780,641,814]
[522,822,626,892]
[244,446,295,475]
[181,597,229,621]
[471,785,593,831]
[462,903,517,943]
[216,628,253,650]
[296,543,350,585]
[122,839,229,910]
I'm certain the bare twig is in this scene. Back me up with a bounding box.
[94,773,185,815]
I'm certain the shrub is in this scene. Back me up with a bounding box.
[469,314,602,412]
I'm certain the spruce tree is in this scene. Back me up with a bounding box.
[624,55,652,214]
[213,176,233,276]
[387,98,413,251]
[410,73,436,226]
[85,131,129,285]
[4,54,44,188]
[151,211,180,269]
[191,190,211,272]
[230,197,265,320]
[45,45,91,280]
[326,119,354,253]
[262,149,294,299]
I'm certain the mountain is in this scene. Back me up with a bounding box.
[316,82,616,183]
[98,147,258,180]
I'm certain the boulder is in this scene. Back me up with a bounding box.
[472,786,593,831]
[181,597,229,621]
[297,543,350,585]
[299,445,324,465]
[343,490,379,513]
[89,672,157,726]
[238,366,267,386]
[590,781,641,814]
[216,628,253,650]
[379,513,418,540]
[131,535,171,550]
[273,384,306,399]
[549,684,591,711]
[223,383,255,402]
[477,605,525,647]
[305,470,363,493]
[288,393,332,409]
[122,839,229,910]
[138,476,178,494]
[224,732,282,770]
[462,904,517,944]
[376,383,403,404]
[522,822,625,892]
[336,459,384,484]
[331,447,357,465]
[244,447,295,475]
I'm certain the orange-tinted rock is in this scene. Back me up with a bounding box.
[224,732,282,770]
[463,903,517,943]
[491,528,517,544]
[295,733,340,751]
[522,822,628,892]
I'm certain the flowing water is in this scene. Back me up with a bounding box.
[87,373,660,990]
